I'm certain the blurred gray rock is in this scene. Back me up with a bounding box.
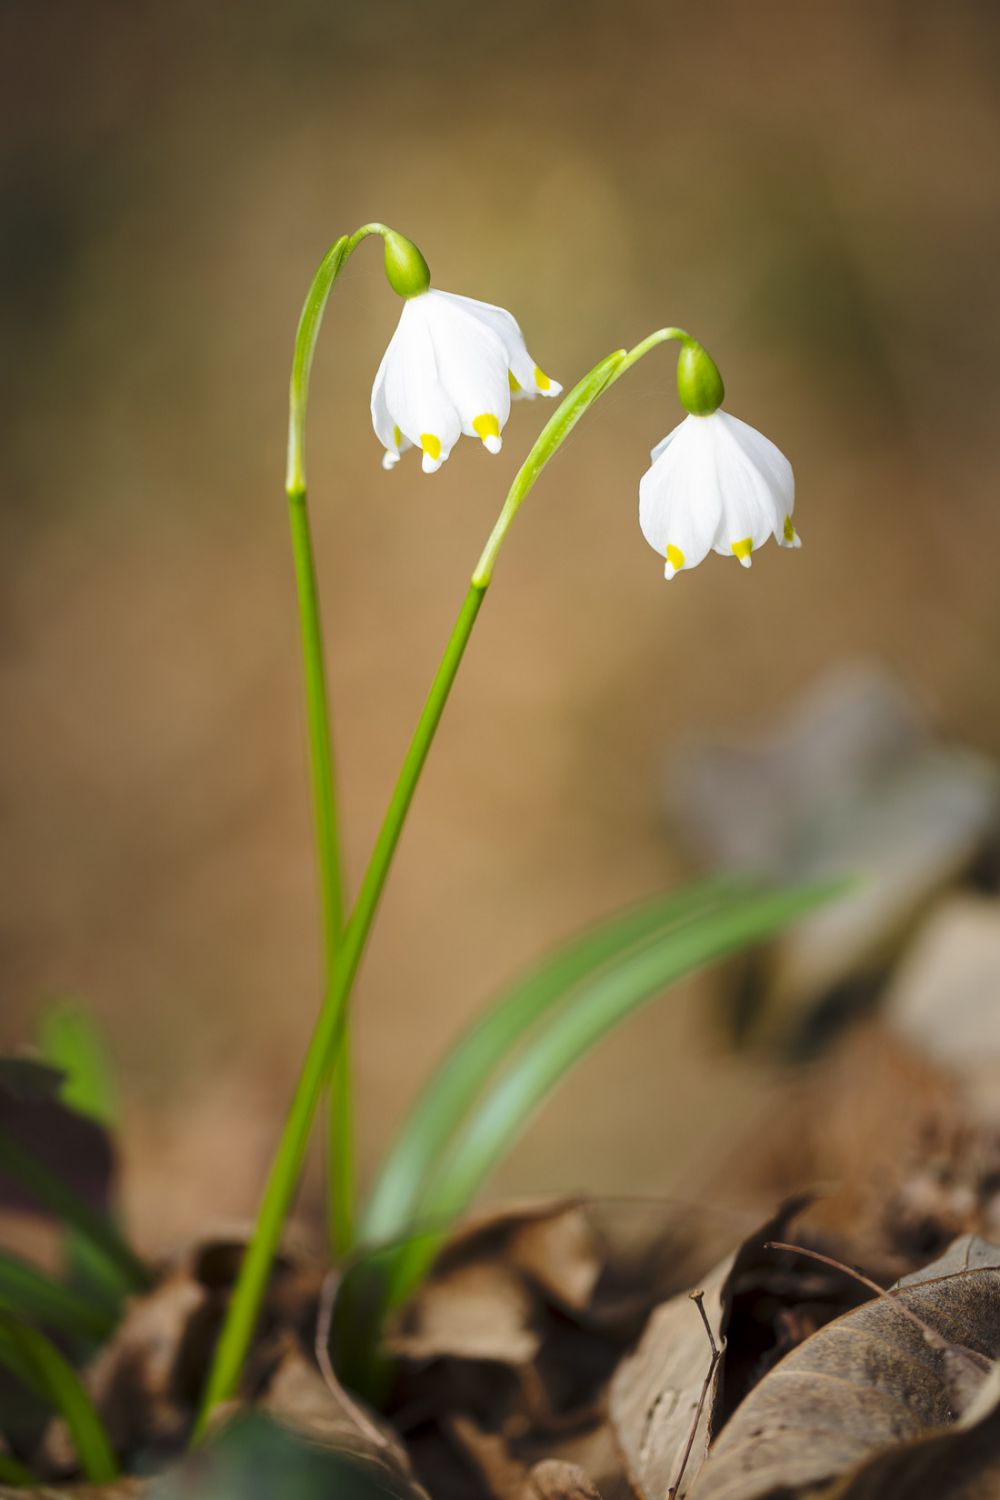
[667,662,1000,1045]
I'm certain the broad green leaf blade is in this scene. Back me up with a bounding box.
[0,1251,116,1343]
[360,879,738,1244]
[0,1131,150,1294]
[387,879,844,1305]
[0,1312,119,1482]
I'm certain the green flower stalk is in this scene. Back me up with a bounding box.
[194,233,601,1437]
[285,221,397,1260]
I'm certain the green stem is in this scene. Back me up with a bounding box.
[194,582,484,1437]
[288,487,352,1255]
[285,221,389,1258]
[196,345,628,1436]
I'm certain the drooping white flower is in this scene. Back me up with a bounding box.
[639,410,798,580]
[371,290,562,474]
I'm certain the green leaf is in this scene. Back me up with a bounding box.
[0,1312,119,1482]
[0,1251,116,1343]
[385,878,845,1307]
[0,1451,42,1486]
[39,1005,118,1128]
[37,1004,133,1320]
[360,879,737,1245]
[0,1132,150,1294]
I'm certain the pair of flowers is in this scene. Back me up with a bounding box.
[372,286,798,579]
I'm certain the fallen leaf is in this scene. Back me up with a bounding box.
[523,1458,603,1499]
[388,1259,541,1367]
[0,1486,143,1499]
[264,1348,429,1500]
[692,1264,1000,1500]
[895,1234,1000,1286]
[609,1199,819,1500]
[388,1198,739,1500]
[820,1366,1000,1499]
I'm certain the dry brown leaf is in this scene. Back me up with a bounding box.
[692,1266,1000,1500]
[391,1198,735,1500]
[263,1347,430,1500]
[820,1371,1000,1499]
[610,1200,816,1500]
[523,1458,604,1499]
[388,1259,541,1367]
[895,1233,1000,1286]
[509,1210,602,1314]
[0,1487,145,1499]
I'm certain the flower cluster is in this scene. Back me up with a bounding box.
[369,249,796,579]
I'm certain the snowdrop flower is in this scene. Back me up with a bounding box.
[371,288,562,475]
[639,339,797,580]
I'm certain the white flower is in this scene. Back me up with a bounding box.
[371,289,562,474]
[638,410,798,579]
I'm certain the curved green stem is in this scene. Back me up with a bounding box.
[194,583,484,1436]
[285,221,389,1258]
[195,344,628,1436]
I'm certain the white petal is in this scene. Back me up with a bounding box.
[707,411,793,560]
[371,346,413,467]
[649,423,682,466]
[437,290,562,399]
[382,298,462,470]
[639,416,722,576]
[422,291,512,449]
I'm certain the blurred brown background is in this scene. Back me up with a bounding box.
[2,0,999,1254]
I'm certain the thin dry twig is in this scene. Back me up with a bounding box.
[668,1290,721,1499]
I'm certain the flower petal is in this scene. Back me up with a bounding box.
[422,292,512,451]
[371,347,413,469]
[382,298,462,472]
[639,416,722,578]
[440,291,563,399]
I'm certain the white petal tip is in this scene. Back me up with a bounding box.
[382,451,400,471]
[738,555,752,570]
[482,435,502,455]
[421,452,444,474]
[663,564,677,581]
[541,380,563,398]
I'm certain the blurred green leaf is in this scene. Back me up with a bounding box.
[0,1132,149,1295]
[385,879,845,1308]
[0,1311,118,1482]
[0,1251,116,1343]
[0,1450,41,1485]
[39,1005,118,1128]
[38,1005,132,1322]
[360,879,736,1246]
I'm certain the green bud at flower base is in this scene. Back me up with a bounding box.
[381,230,431,299]
[676,339,725,416]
